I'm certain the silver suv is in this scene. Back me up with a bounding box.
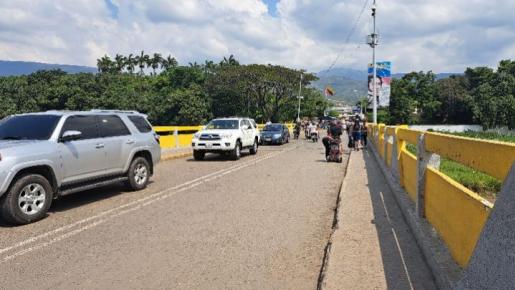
[0,110,161,225]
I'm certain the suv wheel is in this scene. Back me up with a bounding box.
[126,157,150,191]
[0,174,53,225]
[231,141,242,160]
[193,150,205,161]
[249,139,258,155]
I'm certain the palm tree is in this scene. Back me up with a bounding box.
[161,55,178,71]
[96,55,113,73]
[220,55,239,66]
[151,53,162,75]
[134,50,149,75]
[125,53,135,74]
[114,54,126,73]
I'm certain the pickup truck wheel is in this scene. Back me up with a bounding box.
[0,174,53,225]
[249,139,258,155]
[126,157,150,191]
[231,141,242,160]
[193,150,205,161]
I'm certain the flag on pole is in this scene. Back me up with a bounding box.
[324,86,334,97]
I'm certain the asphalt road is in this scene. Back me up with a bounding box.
[0,136,346,290]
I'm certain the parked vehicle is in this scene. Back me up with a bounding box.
[260,123,290,145]
[191,118,259,160]
[0,110,161,225]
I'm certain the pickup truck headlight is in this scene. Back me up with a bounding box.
[193,132,201,139]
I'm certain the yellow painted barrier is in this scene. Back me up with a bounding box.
[397,127,421,146]
[425,167,493,267]
[400,149,418,201]
[154,126,203,149]
[425,132,515,181]
[367,124,511,268]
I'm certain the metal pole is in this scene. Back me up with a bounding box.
[297,73,303,121]
[372,0,377,124]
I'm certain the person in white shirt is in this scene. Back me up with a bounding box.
[308,122,318,137]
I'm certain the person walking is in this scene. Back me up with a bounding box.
[352,119,363,151]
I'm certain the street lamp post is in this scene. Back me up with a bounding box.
[297,73,304,121]
[367,0,379,124]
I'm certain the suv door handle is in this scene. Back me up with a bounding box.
[95,143,105,149]
[126,140,135,145]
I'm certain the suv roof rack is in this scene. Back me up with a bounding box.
[90,109,140,114]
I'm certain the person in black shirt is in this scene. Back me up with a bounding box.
[322,120,342,158]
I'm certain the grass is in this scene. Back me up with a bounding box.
[405,143,501,202]
[432,130,515,143]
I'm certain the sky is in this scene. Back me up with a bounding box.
[0,0,513,73]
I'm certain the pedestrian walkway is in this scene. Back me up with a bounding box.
[323,149,437,290]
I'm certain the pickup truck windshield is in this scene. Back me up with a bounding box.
[0,115,61,140]
[206,120,239,130]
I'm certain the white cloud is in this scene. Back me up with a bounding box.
[0,0,513,73]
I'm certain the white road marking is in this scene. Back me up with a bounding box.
[0,148,294,263]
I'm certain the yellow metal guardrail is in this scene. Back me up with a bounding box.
[154,124,294,149]
[367,123,515,267]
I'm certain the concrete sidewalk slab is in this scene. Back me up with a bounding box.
[323,149,436,290]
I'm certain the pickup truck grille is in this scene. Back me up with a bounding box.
[199,134,221,141]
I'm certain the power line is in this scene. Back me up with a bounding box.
[321,0,370,74]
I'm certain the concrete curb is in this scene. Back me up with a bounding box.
[367,144,462,290]
[160,151,192,162]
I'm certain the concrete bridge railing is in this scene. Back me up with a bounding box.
[367,123,515,268]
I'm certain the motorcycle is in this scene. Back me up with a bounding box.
[327,138,343,163]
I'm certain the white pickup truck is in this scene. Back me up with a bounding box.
[191,118,260,160]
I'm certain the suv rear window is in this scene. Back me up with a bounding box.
[128,115,152,133]
[99,115,131,137]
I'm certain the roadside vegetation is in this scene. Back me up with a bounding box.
[405,143,502,202]
[0,53,330,125]
[438,130,515,143]
[387,59,515,130]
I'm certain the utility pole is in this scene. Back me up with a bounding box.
[297,73,304,122]
[367,0,379,123]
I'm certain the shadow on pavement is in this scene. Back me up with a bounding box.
[362,149,437,290]
[49,181,154,213]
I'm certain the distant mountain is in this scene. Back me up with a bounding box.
[314,67,461,104]
[312,75,367,105]
[0,60,97,76]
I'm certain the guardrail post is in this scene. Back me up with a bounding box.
[383,129,389,163]
[416,134,441,218]
[390,127,400,180]
[174,128,179,148]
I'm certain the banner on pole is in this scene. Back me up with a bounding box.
[367,61,391,107]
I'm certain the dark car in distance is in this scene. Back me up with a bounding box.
[260,123,290,145]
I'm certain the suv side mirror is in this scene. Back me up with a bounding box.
[60,130,82,142]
